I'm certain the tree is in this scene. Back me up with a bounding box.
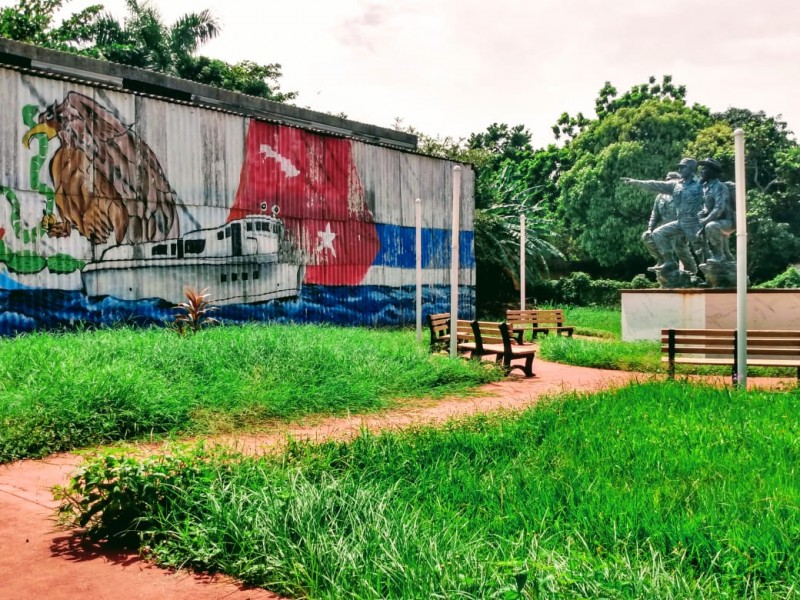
[559,80,712,275]
[0,0,103,50]
[0,0,296,102]
[178,57,296,103]
[87,0,220,74]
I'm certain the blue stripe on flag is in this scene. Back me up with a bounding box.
[373,224,474,269]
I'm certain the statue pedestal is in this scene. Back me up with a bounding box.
[698,260,738,288]
[621,288,800,341]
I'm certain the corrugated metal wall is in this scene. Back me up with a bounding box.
[0,66,474,334]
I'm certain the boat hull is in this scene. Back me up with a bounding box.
[82,255,304,305]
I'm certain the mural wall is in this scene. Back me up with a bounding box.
[0,68,474,334]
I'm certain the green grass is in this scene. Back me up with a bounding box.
[59,382,800,598]
[538,335,661,372]
[564,306,622,338]
[0,324,502,462]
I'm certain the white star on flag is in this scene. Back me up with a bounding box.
[316,223,337,257]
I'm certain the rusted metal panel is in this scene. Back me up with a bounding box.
[0,64,475,334]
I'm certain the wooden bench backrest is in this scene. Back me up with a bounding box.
[661,329,800,358]
[531,309,566,327]
[661,329,736,357]
[506,310,540,326]
[428,313,451,346]
[506,309,566,327]
[472,321,506,347]
[454,319,475,341]
[744,331,800,357]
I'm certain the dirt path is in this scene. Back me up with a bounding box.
[0,361,789,599]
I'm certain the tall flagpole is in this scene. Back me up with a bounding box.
[734,129,748,388]
[415,198,422,343]
[520,214,526,310]
[450,166,462,358]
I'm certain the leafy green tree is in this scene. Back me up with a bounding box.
[178,57,296,102]
[86,0,218,74]
[0,0,103,50]
[687,109,800,281]
[0,0,296,102]
[745,190,800,281]
[559,81,712,275]
[475,166,565,309]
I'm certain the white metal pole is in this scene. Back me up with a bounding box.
[734,128,748,389]
[450,166,462,358]
[520,213,526,310]
[415,198,422,344]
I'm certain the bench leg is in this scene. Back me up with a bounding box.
[521,354,535,378]
[503,354,535,378]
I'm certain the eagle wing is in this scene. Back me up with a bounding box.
[59,92,180,244]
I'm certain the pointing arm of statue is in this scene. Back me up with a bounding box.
[620,178,675,194]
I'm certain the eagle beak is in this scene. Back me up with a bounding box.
[22,123,58,148]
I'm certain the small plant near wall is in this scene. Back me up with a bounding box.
[173,287,219,334]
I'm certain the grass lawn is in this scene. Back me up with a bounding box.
[59,381,800,599]
[0,324,502,462]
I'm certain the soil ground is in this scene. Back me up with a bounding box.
[0,359,791,599]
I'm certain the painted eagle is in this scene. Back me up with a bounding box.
[22,91,180,245]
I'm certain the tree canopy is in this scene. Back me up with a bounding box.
[0,0,296,102]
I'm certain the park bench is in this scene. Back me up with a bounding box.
[428,312,452,351]
[428,314,536,377]
[464,321,536,377]
[427,313,477,353]
[506,309,575,341]
[661,328,800,383]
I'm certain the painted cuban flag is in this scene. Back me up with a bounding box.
[229,121,380,286]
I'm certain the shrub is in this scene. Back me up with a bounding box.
[755,266,800,289]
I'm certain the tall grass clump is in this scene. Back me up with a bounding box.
[0,324,501,462]
[538,335,661,372]
[59,382,800,598]
[563,306,621,338]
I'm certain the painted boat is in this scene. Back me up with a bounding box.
[81,215,304,305]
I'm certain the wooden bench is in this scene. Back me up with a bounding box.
[427,313,476,353]
[428,314,536,377]
[506,309,575,341]
[427,313,452,351]
[467,321,536,377]
[661,328,800,383]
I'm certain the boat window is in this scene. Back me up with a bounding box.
[220,273,227,283]
[184,240,206,254]
[225,227,231,238]
[253,270,260,280]
[170,243,177,256]
[151,244,167,256]
[217,231,224,240]
[242,272,249,281]
[255,222,263,231]
[231,273,238,282]
[246,222,253,231]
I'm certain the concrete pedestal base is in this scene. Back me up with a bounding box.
[621,289,800,341]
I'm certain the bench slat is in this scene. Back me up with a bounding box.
[661,328,800,382]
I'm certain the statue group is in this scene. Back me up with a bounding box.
[622,157,737,288]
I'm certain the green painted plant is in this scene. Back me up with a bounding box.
[0,104,83,274]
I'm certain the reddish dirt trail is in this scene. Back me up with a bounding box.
[0,360,791,599]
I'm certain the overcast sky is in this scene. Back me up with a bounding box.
[25,0,800,145]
